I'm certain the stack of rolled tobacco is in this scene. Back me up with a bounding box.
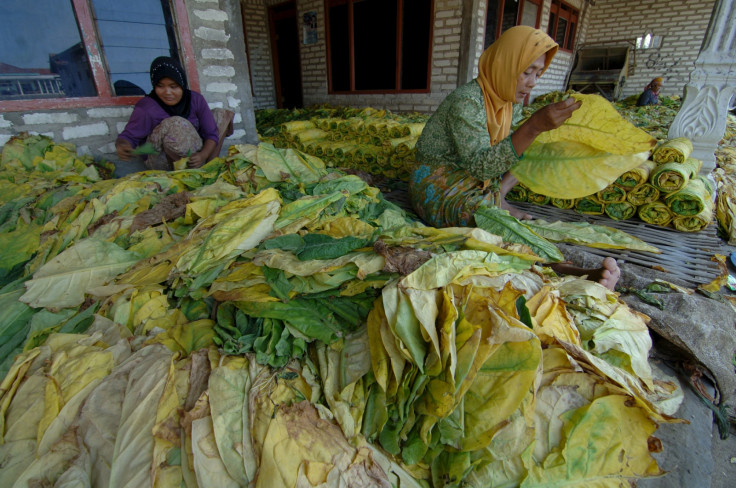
[508,136,716,232]
[257,105,427,181]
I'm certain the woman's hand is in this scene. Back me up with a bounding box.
[510,98,582,156]
[115,138,134,161]
[187,138,218,168]
[187,151,207,168]
[527,97,582,132]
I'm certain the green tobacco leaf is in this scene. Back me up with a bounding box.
[0,282,37,376]
[474,206,563,263]
[130,142,158,156]
[0,222,42,282]
[311,175,368,196]
[261,233,305,252]
[297,233,369,261]
[524,219,660,253]
[235,294,366,344]
[262,265,294,300]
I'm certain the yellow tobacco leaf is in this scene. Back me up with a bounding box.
[210,282,279,303]
[698,254,729,293]
[0,375,47,484]
[152,357,189,488]
[254,401,390,488]
[145,320,216,356]
[191,415,240,487]
[535,93,657,154]
[511,141,650,199]
[132,292,170,332]
[526,286,581,346]
[209,357,257,485]
[38,342,114,445]
[317,215,377,239]
[459,293,541,451]
[366,300,392,391]
[184,198,220,224]
[175,188,282,275]
[523,395,663,486]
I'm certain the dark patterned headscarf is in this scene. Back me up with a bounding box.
[148,56,192,118]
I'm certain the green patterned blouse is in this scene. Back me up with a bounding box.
[415,79,523,183]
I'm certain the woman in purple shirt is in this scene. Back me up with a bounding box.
[115,56,232,170]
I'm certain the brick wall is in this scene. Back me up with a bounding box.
[297,0,329,107]
[0,0,257,159]
[241,0,602,113]
[580,0,715,98]
[244,0,469,113]
[243,0,278,109]
[296,0,463,113]
[188,0,257,143]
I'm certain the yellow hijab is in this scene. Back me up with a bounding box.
[477,26,558,145]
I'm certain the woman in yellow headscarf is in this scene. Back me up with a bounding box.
[637,77,663,106]
[409,25,579,226]
[409,26,620,289]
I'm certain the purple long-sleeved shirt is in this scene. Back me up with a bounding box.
[118,91,219,148]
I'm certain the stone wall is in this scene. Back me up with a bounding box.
[0,0,257,160]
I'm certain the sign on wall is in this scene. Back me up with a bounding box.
[303,11,317,45]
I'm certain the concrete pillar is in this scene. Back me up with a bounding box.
[458,0,485,86]
[668,0,736,175]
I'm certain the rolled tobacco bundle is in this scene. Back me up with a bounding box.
[672,196,715,232]
[506,184,529,202]
[665,176,713,216]
[652,136,693,164]
[614,160,656,190]
[576,196,605,215]
[650,157,702,193]
[605,201,637,220]
[528,191,551,205]
[626,183,660,206]
[550,197,577,209]
[638,201,675,226]
[596,184,627,204]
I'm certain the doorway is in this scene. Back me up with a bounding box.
[268,1,303,109]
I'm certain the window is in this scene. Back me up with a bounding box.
[0,0,197,111]
[325,0,434,93]
[547,0,579,51]
[636,33,663,50]
[485,0,543,48]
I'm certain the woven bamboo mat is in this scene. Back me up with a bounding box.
[514,201,725,288]
[377,181,726,288]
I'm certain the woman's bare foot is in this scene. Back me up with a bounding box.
[499,172,533,220]
[500,199,533,220]
[586,257,621,290]
[549,257,621,290]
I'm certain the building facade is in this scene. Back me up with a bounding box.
[0,0,718,164]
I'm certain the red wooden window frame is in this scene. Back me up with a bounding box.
[324,0,434,95]
[518,0,543,29]
[0,0,198,113]
[486,0,543,47]
[548,0,579,52]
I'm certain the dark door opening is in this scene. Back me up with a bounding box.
[268,1,303,109]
